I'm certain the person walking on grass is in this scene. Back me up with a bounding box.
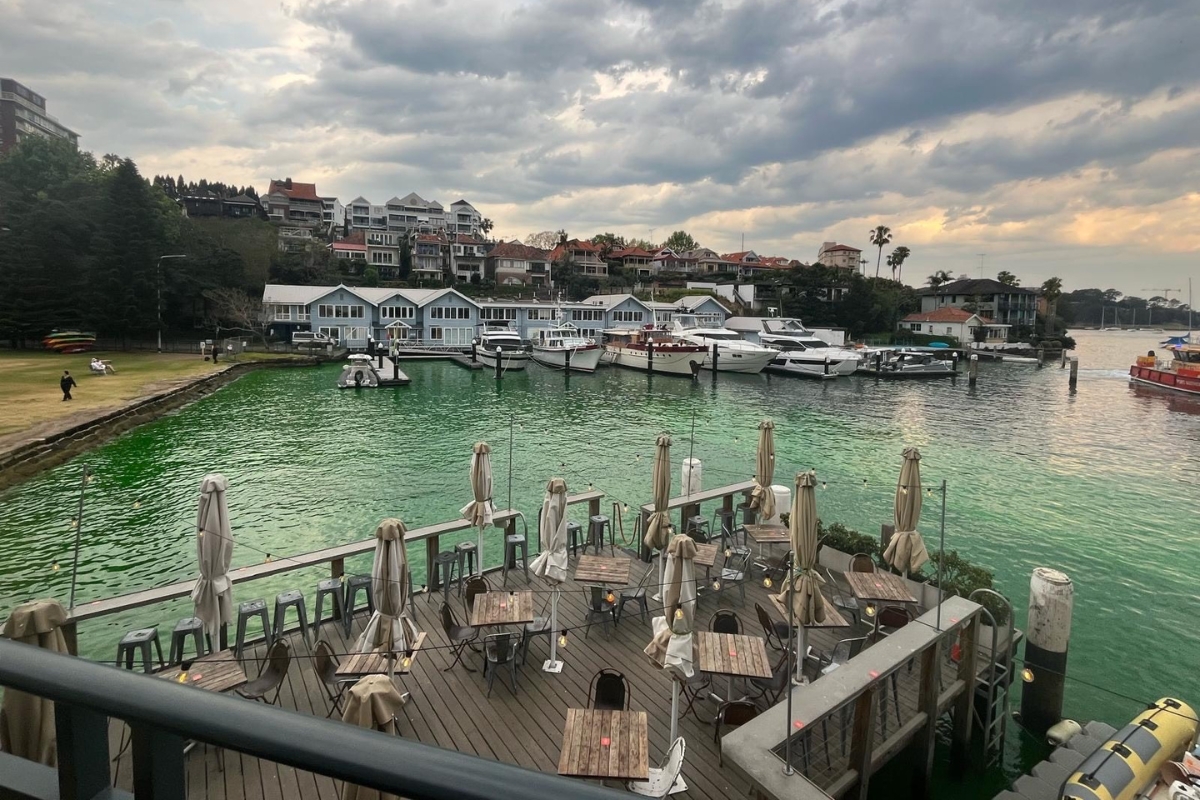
[60,370,77,401]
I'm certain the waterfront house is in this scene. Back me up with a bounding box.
[609,246,655,277]
[411,232,449,283]
[329,231,367,270]
[651,248,698,275]
[485,241,552,287]
[676,295,730,325]
[448,199,482,236]
[816,242,863,271]
[898,307,1010,343]
[549,239,607,278]
[579,293,653,331]
[450,233,489,282]
[263,179,324,229]
[365,230,403,278]
[684,248,738,275]
[917,278,1038,327]
[383,192,446,234]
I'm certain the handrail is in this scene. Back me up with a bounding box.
[0,639,626,800]
[639,479,756,514]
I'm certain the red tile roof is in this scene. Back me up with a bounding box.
[414,233,446,243]
[331,241,367,252]
[821,243,862,253]
[267,179,320,202]
[548,239,602,261]
[901,308,995,323]
[722,251,751,263]
[488,241,550,261]
[611,247,654,259]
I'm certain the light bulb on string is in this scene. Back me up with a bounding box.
[52,561,60,572]
[724,548,732,558]
[401,656,412,669]
[711,579,721,591]
[1021,667,1034,683]
[622,504,629,513]
[862,478,868,486]
[821,481,827,490]
[865,602,877,617]
[133,500,142,510]
[762,576,773,589]
[264,553,272,563]
[558,631,568,648]
[605,591,616,605]
[69,518,78,529]
[674,608,684,621]
[900,486,908,495]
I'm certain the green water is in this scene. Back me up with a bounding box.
[2,330,1196,790]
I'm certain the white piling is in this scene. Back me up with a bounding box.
[1020,567,1074,735]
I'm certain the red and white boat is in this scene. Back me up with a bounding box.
[1129,341,1200,395]
[602,327,707,377]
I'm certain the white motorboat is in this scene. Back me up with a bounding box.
[602,327,708,376]
[858,349,957,378]
[667,315,778,374]
[475,325,531,371]
[338,354,382,388]
[726,317,862,377]
[530,323,604,373]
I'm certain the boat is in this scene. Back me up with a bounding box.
[474,324,531,372]
[43,330,97,353]
[601,327,708,377]
[667,315,778,374]
[858,349,957,378]
[727,317,862,378]
[530,323,603,373]
[1129,343,1200,396]
[337,354,381,388]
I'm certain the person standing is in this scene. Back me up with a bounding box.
[60,370,77,401]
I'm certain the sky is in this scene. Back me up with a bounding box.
[3,0,1199,295]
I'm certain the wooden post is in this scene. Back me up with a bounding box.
[968,354,978,387]
[911,640,942,797]
[331,557,344,580]
[646,337,655,375]
[1037,346,1045,367]
[588,496,601,519]
[711,342,719,374]
[494,346,502,380]
[849,686,879,800]
[426,536,440,592]
[564,347,571,375]
[951,615,980,774]
[1061,349,1068,368]
[1069,357,1079,392]
[1020,568,1074,736]
[62,619,78,657]
[505,517,518,568]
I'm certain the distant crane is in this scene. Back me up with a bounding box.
[1142,288,1183,326]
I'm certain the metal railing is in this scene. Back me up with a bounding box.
[0,639,625,800]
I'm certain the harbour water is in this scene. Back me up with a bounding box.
[1,329,1197,791]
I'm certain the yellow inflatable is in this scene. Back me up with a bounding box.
[1061,698,1198,800]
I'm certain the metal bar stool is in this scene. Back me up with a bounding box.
[273,589,310,646]
[116,627,164,673]
[712,508,738,550]
[501,533,529,586]
[567,522,584,557]
[685,514,709,542]
[454,541,478,594]
[234,599,272,658]
[344,575,375,637]
[588,515,614,556]
[432,551,459,605]
[168,617,206,666]
[314,577,345,635]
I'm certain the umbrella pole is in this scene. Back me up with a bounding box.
[670,679,680,745]
[543,588,563,673]
[652,551,665,602]
[477,524,484,576]
[937,479,947,631]
[784,576,795,775]
[794,625,807,685]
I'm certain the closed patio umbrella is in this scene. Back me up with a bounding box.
[530,478,569,671]
[643,434,672,599]
[460,442,495,574]
[779,471,825,683]
[643,533,697,744]
[883,447,929,577]
[749,420,776,522]
[356,519,418,667]
[192,474,234,644]
[340,674,409,800]
[1,599,69,765]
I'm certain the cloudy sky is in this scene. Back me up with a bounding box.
[4,0,1198,294]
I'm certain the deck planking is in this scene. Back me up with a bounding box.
[102,553,935,800]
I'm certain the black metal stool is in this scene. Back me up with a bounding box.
[344,575,375,636]
[273,589,310,646]
[712,508,738,549]
[168,617,206,665]
[454,541,478,594]
[685,515,710,542]
[314,577,345,635]
[116,627,164,673]
[737,502,756,527]
[502,534,529,586]
[234,599,272,658]
[588,515,614,556]
[432,551,458,604]
[567,522,584,556]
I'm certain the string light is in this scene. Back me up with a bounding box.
[821,481,827,490]
[622,504,628,513]
[86,474,95,485]
[401,656,412,669]
[1022,667,1035,683]
[865,602,877,617]
[862,478,868,486]
[558,631,568,648]
[69,519,78,529]
[724,548,732,558]
[762,576,773,589]
[605,591,616,605]
[52,561,60,572]
[900,486,908,495]
[133,500,141,509]
[264,553,272,563]
[674,608,684,620]
[711,579,721,591]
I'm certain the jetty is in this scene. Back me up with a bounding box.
[0,480,1005,800]
[392,346,482,370]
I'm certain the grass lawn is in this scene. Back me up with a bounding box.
[0,349,304,442]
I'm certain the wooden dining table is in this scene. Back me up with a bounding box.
[696,630,772,704]
[558,708,649,781]
[743,523,790,545]
[769,593,851,630]
[335,632,427,679]
[469,591,536,627]
[573,555,632,587]
[692,542,719,569]
[156,650,247,694]
[842,571,917,604]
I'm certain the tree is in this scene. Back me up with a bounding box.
[663,230,698,252]
[524,231,560,250]
[398,237,412,281]
[868,225,892,278]
[1041,276,1063,335]
[590,232,625,259]
[480,218,494,238]
[890,246,910,282]
[204,287,270,344]
[997,270,1019,287]
[364,265,380,287]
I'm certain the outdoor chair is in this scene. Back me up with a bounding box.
[824,567,861,624]
[237,639,291,705]
[709,609,742,635]
[616,562,653,624]
[583,586,617,639]
[714,701,760,765]
[849,553,876,573]
[714,549,751,606]
[626,737,686,797]
[755,602,792,651]
[749,650,792,707]
[874,605,914,641]
[314,639,350,717]
[483,632,519,697]
[463,575,490,621]
[678,670,713,720]
[521,610,552,666]
[588,668,630,711]
[440,602,478,672]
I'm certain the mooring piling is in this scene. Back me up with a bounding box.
[968,354,979,387]
[1020,567,1074,736]
[1069,357,1078,392]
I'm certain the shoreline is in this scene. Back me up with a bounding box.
[0,357,320,493]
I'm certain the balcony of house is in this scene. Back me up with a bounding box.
[582,263,608,277]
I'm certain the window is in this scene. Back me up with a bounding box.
[946,327,953,335]
[429,306,470,320]
[296,306,310,321]
[429,326,442,340]
[319,326,340,340]
[528,308,555,321]
[381,305,414,320]
[481,308,518,321]
[612,310,644,323]
[344,327,366,341]
[318,304,364,319]
[370,251,394,264]
[274,305,291,320]
[570,309,603,322]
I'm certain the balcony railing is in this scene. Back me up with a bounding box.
[0,638,625,800]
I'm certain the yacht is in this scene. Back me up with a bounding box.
[725,316,862,377]
[602,327,708,376]
[858,349,957,378]
[667,315,778,374]
[530,323,604,373]
[474,324,531,371]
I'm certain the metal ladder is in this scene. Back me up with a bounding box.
[969,588,1015,768]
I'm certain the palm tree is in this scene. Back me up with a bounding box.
[927,269,953,305]
[480,218,494,239]
[1041,276,1063,336]
[890,246,911,282]
[869,225,892,278]
[996,270,1019,286]
[887,253,896,280]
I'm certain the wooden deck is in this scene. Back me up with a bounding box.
[104,554,927,800]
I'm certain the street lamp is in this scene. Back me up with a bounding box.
[157,254,187,352]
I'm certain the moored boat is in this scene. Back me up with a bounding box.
[858,349,957,378]
[474,325,531,372]
[530,323,603,373]
[1129,342,1200,396]
[602,327,707,376]
[667,315,778,374]
[337,354,381,388]
[727,316,861,377]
